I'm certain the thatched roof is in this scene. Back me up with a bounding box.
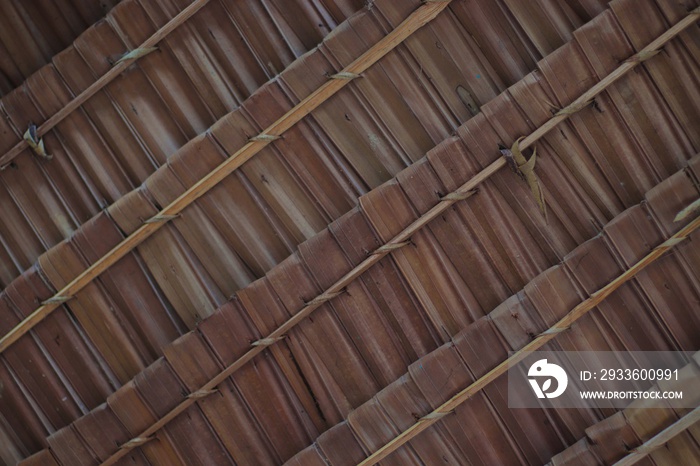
[0,0,123,96]
[0,0,698,464]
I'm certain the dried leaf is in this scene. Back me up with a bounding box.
[675,198,700,222]
[510,137,547,220]
[509,136,527,166]
[520,146,537,173]
[23,124,52,160]
[116,47,158,65]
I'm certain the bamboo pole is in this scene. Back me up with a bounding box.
[0,0,453,355]
[0,0,213,169]
[96,8,700,463]
[358,214,700,465]
[613,406,700,466]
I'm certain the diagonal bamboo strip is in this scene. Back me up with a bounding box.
[358,215,700,465]
[95,10,700,463]
[0,0,453,356]
[0,0,213,169]
[612,406,700,466]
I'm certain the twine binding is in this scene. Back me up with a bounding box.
[305,290,345,307]
[541,327,569,336]
[423,411,452,420]
[441,189,478,202]
[116,47,158,65]
[555,99,593,116]
[624,49,660,64]
[144,214,180,224]
[249,134,281,142]
[329,72,361,80]
[251,336,286,347]
[373,241,411,255]
[188,389,218,399]
[42,295,72,305]
[120,437,152,449]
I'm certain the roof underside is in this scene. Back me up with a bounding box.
[0,0,699,464]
